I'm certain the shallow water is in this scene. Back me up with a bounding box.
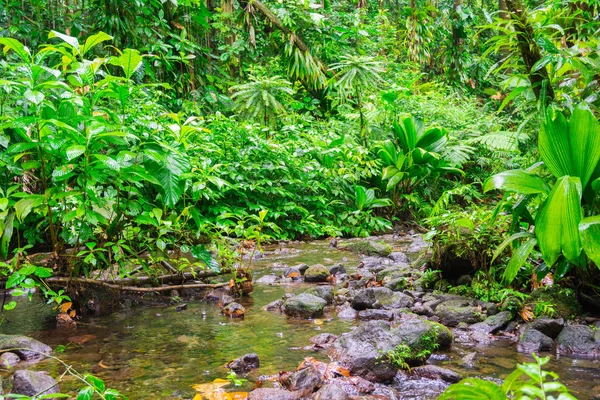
[2,237,600,399]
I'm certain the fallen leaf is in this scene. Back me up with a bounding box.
[520,306,534,322]
[229,393,248,400]
[313,319,323,325]
[98,361,111,369]
[68,334,96,345]
[59,302,73,313]
[192,379,230,395]
[193,395,203,400]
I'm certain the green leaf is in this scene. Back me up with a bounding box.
[503,238,537,284]
[191,245,220,273]
[1,211,14,259]
[3,301,17,311]
[540,107,600,189]
[66,145,86,161]
[76,386,94,400]
[491,232,535,265]
[24,89,45,105]
[502,368,524,393]
[111,49,143,79]
[0,38,31,63]
[85,374,106,393]
[49,31,81,54]
[438,378,508,400]
[144,149,189,208]
[6,272,24,288]
[93,154,121,171]
[484,170,550,195]
[14,196,44,222]
[579,215,600,268]
[535,176,583,266]
[81,32,112,56]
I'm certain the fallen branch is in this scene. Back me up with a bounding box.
[47,277,228,292]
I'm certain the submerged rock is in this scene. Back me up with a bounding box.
[556,325,600,356]
[226,353,260,373]
[517,328,554,354]
[304,265,331,283]
[221,302,245,318]
[11,370,60,397]
[283,293,327,318]
[0,335,51,363]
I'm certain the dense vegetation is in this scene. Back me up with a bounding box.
[1,0,599,341]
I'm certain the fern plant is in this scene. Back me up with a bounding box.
[230,75,295,125]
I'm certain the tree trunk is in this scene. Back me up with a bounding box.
[505,0,554,103]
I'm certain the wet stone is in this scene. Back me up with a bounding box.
[312,383,349,400]
[283,293,327,318]
[0,335,51,363]
[358,309,394,321]
[517,328,554,354]
[227,353,260,373]
[0,352,20,367]
[11,370,60,397]
[304,265,331,283]
[530,317,564,339]
[409,365,463,383]
[247,388,299,400]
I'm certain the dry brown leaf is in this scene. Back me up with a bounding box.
[59,302,73,313]
[98,361,111,369]
[520,306,534,322]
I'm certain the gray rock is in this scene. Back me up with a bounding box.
[328,319,451,382]
[312,384,349,400]
[256,274,278,284]
[304,265,331,283]
[11,370,60,397]
[282,366,323,392]
[557,325,600,356]
[247,388,299,400]
[309,333,338,349]
[295,264,310,275]
[329,264,347,275]
[0,352,21,367]
[283,293,327,318]
[390,252,408,263]
[530,318,564,339]
[409,365,463,383]
[470,311,513,334]
[337,305,358,319]
[517,328,554,353]
[352,287,413,310]
[306,286,335,304]
[0,335,51,363]
[461,352,477,368]
[282,267,302,280]
[358,309,394,321]
[434,302,484,327]
[263,299,283,312]
[226,353,259,373]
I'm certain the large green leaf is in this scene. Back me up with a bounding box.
[110,49,143,79]
[81,32,112,56]
[438,378,508,400]
[539,107,600,189]
[503,238,537,284]
[144,149,189,208]
[484,170,551,195]
[579,215,600,268]
[535,176,583,266]
[0,38,31,63]
[49,31,80,54]
[1,211,14,260]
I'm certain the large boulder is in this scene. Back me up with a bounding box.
[304,265,331,283]
[351,287,413,310]
[517,329,554,354]
[556,325,600,356]
[343,240,392,257]
[284,293,327,318]
[11,370,60,397]
[0,335,51,363]
[328,319,451,382]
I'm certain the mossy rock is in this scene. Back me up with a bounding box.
[283,293,327,318]
[529,286,581,319]
[304,264,331,282]
[343,240,392,257]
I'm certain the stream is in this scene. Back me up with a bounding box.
[2,236,600,399]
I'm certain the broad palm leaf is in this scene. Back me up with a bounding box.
[230,76,295,124]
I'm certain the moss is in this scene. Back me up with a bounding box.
[529,286,581,319]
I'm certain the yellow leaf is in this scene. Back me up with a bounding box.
[193,395,203,400]
[192,379,230,395]
[313,319,323,325]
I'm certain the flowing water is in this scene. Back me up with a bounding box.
[1,237,599,399]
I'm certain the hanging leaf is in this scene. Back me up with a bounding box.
[502,238,537,284]
[535,176,583,266]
